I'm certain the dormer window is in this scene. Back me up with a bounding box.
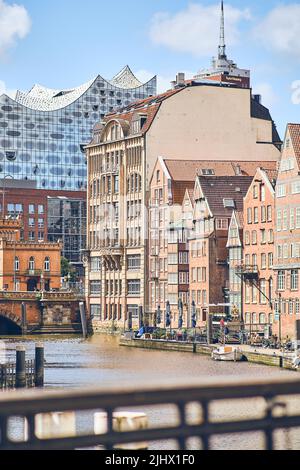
[201,169,215,176]
[223,199,235,209]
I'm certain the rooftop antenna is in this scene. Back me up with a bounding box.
[218,0,227,60]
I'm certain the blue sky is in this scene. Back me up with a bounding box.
[0,0,300,138]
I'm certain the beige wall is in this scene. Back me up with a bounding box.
[146,86,280,183]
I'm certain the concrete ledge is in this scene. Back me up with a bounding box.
[120,338,299,372]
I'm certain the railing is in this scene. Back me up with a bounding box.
[1,377,300,449]
[0,360,35,389]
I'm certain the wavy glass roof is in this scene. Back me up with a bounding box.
[15,66,146,112]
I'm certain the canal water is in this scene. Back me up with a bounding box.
[1,335,300,450]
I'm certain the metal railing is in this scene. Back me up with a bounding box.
[1,376,300,450]
[0,360,35,389]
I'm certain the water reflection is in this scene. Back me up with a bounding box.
[1,334,299,450]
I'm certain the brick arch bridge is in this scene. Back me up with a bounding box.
[0,309,22,327]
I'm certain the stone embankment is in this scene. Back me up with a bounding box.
[119,338,297,371]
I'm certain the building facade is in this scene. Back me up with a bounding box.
[227,211,244,321]
[190,176,252,326]
[0,217,61,293]
[274,124,300,340]
[85,78,280,331]
[241,168,277,334]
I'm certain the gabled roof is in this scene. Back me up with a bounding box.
[288,123,300,167]
[196,176,253,217]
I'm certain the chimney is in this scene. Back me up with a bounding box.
[176,73,186,86]
[253,94,262,104]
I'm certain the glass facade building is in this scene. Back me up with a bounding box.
[48,197,86,265]
[0,66,156,191]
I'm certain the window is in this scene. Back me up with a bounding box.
[38,205,44,215]
[283,210,288,231]
[267,206,272,222]
[261,206,266,223]
[259,313,266,324]
[127,280,141,296]
[297,209,300,229]
[254,207,259,224]
[91,257,101,272]
[223,199,235,209]
[29,257,35,271]
[90,305,101,321]
[290,209,295,230]
[168,254,178,265]
[44,257,50,271]
[90,281,101,295]
[291,270,299,291]
[253,185,258,199]
[252,231,257,245]
[38,232,44,242]
[261,253,267,269]
[127,255,141,271]
[247,208,252,224]
[245,231,250,245]
[292,181,300,194]
[277,210,282,231]
[277,271,285,291]
[168,273,178,285]
[156,170,160,183]
[216,219,228,230]
[29,218,35,227]
[268,230,274,244]
[179,252,188,264]
[260,229,266,244]
[38,218,44,228]
[29,204,35,214]
[14,257,19,272]
[276,184,286,198]
[268,253,273,268]
[260,280,267,304]
[29,232,35,241]
[261,185,266,202]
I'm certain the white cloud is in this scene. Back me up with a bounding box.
[253,82,278,109]
[136,69,194,94]
[149,2,251,57]
[254,4,300,58]
[0,0,31,57]
[0,79,16,98]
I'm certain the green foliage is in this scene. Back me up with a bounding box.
[61,257,77,281]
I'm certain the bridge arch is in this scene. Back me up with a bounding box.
[0,310,22,336]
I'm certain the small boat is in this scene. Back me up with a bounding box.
[212,345,244,362]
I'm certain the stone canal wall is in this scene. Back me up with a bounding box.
[119,338,297,371]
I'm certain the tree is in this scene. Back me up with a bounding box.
[61,257,77,282]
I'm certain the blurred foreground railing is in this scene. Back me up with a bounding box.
[1,377,300,450]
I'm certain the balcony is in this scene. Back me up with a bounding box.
[26,270,42,277]
[235,265,259,281]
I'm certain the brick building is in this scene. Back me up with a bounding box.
[148,158,277,327]
[241,167,277,334]
[190,176,252,326]
[274,124,300,340]
[0,217,61,293]
[227,210,244,320]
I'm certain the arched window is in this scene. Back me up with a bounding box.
[29,257,35,271]
[259,313,266,324]
[44,257,50,272]
[14,257,20,272]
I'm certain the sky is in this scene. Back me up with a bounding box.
[0,0,299,138]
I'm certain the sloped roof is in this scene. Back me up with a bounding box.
[104,88,183,135]
[251,98,282,144]
[197,176,253,217]
[288,123,300,167]
[163,159,277,182]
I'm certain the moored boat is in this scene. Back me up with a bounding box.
[212,346,244,362]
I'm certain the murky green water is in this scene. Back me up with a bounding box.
[1,335,299,450]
